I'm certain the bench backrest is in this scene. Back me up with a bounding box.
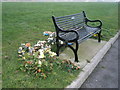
[52,11,86,31]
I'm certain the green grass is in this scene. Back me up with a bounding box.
[0,2,2,89]
[2,2,118,88]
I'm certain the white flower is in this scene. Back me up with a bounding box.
[19,47,23,50]
[18,55,22,57]
[21,43,25,46]
[49,51,57,57]
[38,60,42,65]
[59,40,64,44]
[52,42,54,45]
[38,49,45,59]
[47,38,54,43]
[38,49,44,53]
[28,47,34,54]
[49,32,56,37]
[21,50,25,55]
[34,44,41,47]
[41,44,44,49]
[37,41,46,44]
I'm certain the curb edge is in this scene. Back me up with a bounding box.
[66,31,120,88]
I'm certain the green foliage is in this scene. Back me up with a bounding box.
[18,50,80,79]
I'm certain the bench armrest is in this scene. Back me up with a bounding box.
[58,29,79,42]
[85,18,102,28]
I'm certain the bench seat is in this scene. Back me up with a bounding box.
[59,26,101,43]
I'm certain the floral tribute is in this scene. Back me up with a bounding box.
[17,31,80,79]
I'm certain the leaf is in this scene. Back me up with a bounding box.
[25,63,28,67]
[37,64,41,67]
[43,61,48,66]
[34,52,39,58]
[24,53,29,59]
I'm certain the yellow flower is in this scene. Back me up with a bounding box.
[38,54,45,59]
[22,50,25,53]
[49,51,57,57]
[93,34,97,37]
[45,48,51,53]
[18,51,22,54]
[22,57,26,60]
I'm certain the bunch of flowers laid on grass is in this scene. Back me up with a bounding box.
[17,31,81,79]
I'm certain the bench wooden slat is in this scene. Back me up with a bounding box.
[55,13,82,19]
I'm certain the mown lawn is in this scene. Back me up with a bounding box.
[0,2,2,89]
[2,2,118,88]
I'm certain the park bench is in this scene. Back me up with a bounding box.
[52,11,102,62]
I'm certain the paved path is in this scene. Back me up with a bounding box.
[59,39,106,68]
[81,38,118,88]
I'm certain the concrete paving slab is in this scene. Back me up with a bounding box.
[59,39,106,68]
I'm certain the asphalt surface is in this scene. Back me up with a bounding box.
[81,37,119,88]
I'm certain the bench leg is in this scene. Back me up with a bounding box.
[98,31,101,43]
[56,39,65,56]
[56,39,79,62]
[76,41,79,52]
[56,38,59,56]
[68,41,79,62]
[75,41,79,62]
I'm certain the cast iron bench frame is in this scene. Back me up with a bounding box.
[52,11,102,62]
